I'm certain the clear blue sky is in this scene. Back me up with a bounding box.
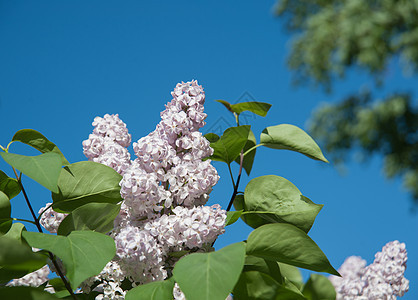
[0,1,417,298]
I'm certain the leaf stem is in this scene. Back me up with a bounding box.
[11,167,78,300]
[226,150,244,211]
[242,144,264,157]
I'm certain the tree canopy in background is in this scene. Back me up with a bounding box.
[275,0,418,204]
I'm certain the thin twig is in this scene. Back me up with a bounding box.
[226,150,244,212]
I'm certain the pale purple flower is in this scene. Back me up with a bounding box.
[7,265,50,287]
[38,203,68,234]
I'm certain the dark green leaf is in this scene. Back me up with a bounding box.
[204,133,220,143]
[302,274,336,300]
[0,191,11,234]
[260,124,329,163]
[233,271,306,300]
[235,129,257,175]
[0,152,62,193]
[233,194,267,228]
[278,262,303,290]
[243,255,283,284]
[226,210,243,226]
[173,242,246,300]
[230,101,272,117]
[58,203,120,235]
[52,161,122,212]
[0,170,21,200]
[0,235,47,284]
[12,129,70,165]
[22,230,116,289]
[125,277,175,300]
[0,286,60,300]
[215,99,234,113]
[243,175,323,232]
[246,223,339,276]
[209,126,251,164]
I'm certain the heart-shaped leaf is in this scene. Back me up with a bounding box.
[173,242,246,300]
[243,175,323,232]
[246,223,339,276]
[209,126,250,164]
[22,230,116,289]
[260,124,328,163]
[226,210,243,226]
[0,170,21,200]
[125,277,175,300]
[12,129,70,165]
[302,274,336,300]
[58,203,120,236]
[0,152,62,193]
[52,161,122,212]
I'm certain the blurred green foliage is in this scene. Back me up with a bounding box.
[275,0,418,204]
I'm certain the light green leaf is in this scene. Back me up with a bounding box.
[260,124,329,163]
[12,129,70,165]
[173,242,246,300]
[3,222,26,241]
[243,175,323,232]
[230,101,272,117]
[22,230,116,289]
[233,271,306,300]
[125,277,175,300]
[302,274,336,300]
[0,286,60,300]
[204,133,220,143]
[278,262,303,290]
[226,210,243,226]
[0,235,47,284]
[0,170,21,200]
[58,203,120,236]
[209,126,251,164]
[215,99,234,113]
[52,161,122,212]
[0,152,62,193]
[246,223,339,276]
[0,191,11,234]
[235,129,257,175]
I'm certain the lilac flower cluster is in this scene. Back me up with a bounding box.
[78,81,226,299]
[7,265,50,288]
[38,202,68,234]
[82,114,132,175]
[329,240,409,299]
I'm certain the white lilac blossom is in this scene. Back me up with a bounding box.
[329,241,409,299]
[38,202,68,234]
[82,114,132,175]
[145,205,226,250]
[7,265,50,288]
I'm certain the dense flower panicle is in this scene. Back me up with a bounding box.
[7,265,50,288]
[92,114,132,148]
[114,225,167,284]
[145,205,227,250]
[330,241,409,300]
[38,203,68,234]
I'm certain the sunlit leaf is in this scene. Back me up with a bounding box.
[125,277,175,300]
[230,101,272,117]
[209,126,250,164]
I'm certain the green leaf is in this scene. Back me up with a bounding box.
[226,210,243,226]
[0,191,11,233]
[0,235,47,284]
[0,152,62,193]
[233,271,306,300]
[204,133,220,143]
[278,262,303,290]
[125,277,175,300]
[22,230,116,289]
[52,161,123,212]
[0,286,60,300]
[230,101,272,117]
[58,203,120,236]
[173,242,246,300]
[246,223,339,276]
[235,129,257,175]
[215,99,234,113]
[3,222,26,241]
[12,129,70,166]
[243,255,283,284]
[233,194,266,228]
[260,124,329,163]
[243,175,323,232]
[302,274,336,300]
[209,126,251,164]
[0,170,21,200]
